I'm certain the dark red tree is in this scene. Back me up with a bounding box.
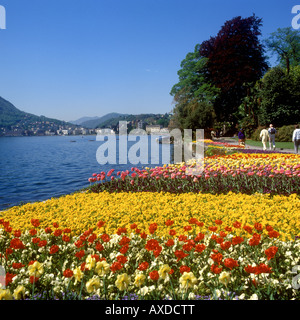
[200,14,268,123]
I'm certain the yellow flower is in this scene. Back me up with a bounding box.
[158,264,171,280]
[95,260,110,277]
[73,266,84,283]
[179,272,197,289]
[13,285,26,300]
[0,289,13,300]
[134,273,146,287]
[28,261,44,277]
[115,273,131,291]
[86,277,100,293]
[85,255,96,270]
[219,271,230,286]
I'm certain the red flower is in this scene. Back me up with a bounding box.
[145,239,160,251]
[54,229,62,237]
[182,243,194,252]
[101,234,110,242]
[224,258,239,270]
[245,265,257,274]
[14,230,22,237]
[116,227,127,235]
[5,273,16,286]
[178,235,187,242]
[31,219,40,228]
[63,269,74,278]
[215,219,223,225]
[268,230,280,238]
[254,222,263,231]
[119,236,131,246]
[12,262,25,269]
[256,263,272,274]
[265,225,273,232]
[75,240,84,248]
[32,237,41,244]
[165,239,174,247]
[249,233,261,246]
[29,229,37,236]
[231,236,244,245]
[233,221,241,228]
[219,231,227,238]
[169,229,176,236]
[49,245,59,254]
[53,222,59,228]
[130,223,137,229]
[149,223,158,234]
[10,238,25,250]
[45,227,52,234]
[38,240,47,247]
[224,226,232,232]
[211,264,222,274]
[75,250,85,260]
[140,232,147,239]
[119,244,129,254]
[265,246,278,260]
[97,220,105,228]
[62,235,71,242]
[188,218,198,225]
[116,255,128,264]
[194,232,205,242]
[209,226,218,232]
[63,228,71,233]
[110,261,123,273]
[165,219,174,226]
[149,270,159,281]
[194,243,206,253]
[183,225,192,232]
[138,262,149,271]
[95,241,104,252]
[210,252,223,265]
[220,241,231,251]
[243,225,253,234]
[179,265,191,274]
[174,250,189,261]
[88,233,97,243]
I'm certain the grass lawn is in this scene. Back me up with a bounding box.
[231,136,294,149]
[245,139,294,150]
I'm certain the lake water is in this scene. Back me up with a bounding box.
[0,135,173,210]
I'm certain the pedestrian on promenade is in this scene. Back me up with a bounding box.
[259,126,269,150]
[268,124,276,150]
[238,128,246,146]
[292,124,300,154]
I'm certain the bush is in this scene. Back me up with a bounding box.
[250,126,264,141]
[276,125,296,142]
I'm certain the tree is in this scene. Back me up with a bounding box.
[257,66,300,126]
[170,44,219,132]
[264,27,300,74]
[199,14,268,124]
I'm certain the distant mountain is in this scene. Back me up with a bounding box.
[0,96,80,136]
[80,112,128,128]
[69,116,101,125]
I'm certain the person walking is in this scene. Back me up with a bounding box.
[238,128,246,146]
[292,124,300,154]
[259,126,269,150]
[268,124,276,150]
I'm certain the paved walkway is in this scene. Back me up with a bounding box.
[214,137,296,153]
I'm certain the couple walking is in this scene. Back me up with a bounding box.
[260,124,300,153]
[259,124,276,151]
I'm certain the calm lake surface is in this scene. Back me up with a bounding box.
[0,135,173,210]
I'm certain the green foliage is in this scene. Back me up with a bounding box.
[276,125,298,142]
[258,66,300,126]
[264,27,300,74]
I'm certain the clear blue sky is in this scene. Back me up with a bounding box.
[0,0,298,121]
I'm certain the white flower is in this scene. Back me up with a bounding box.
[238,293,245,300]
[249,293,259,300]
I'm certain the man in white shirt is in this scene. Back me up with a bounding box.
[292,124,300,154]
[259,126,269,150]
[268,124,276,150]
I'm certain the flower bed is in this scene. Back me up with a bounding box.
[0,217,299,300]
[88,153,300,195]
[1,152,299,300]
